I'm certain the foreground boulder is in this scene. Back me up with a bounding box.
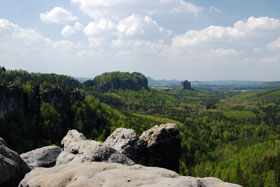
[19,162,242,187]
[105,123,181,172]
[20,146,61,169]
[0,137,30,187]
[56,130,134,166]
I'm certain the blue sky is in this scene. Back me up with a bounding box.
[0,0,280,81]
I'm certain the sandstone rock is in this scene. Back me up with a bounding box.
[104,128,140,157]
[105,124,181,173]
[0,85,25,119]
[20,146,61,169]
[180,80,191,90]
[56,130,134,166]
[0,139,30,187]
[0,137,6,146]
[139,123,181,172]
[19,162,242,187]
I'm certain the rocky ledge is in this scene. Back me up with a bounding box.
[0,123,242,187]
[19,162,241,187]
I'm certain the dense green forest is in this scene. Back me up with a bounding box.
[1,67,280,186]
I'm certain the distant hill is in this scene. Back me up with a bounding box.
[147,77,180,88]
[84,72,148,91]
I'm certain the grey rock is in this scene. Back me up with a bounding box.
[104,128,139,155]
[20,146,61,169]
[19,162,242,187]
[180,80,191,90]
[56,130,134,166]
[0,137,6,146]
[139,123,181,172]
[0,85,25,119]
[0,139,30,187]
[105,123,181,173]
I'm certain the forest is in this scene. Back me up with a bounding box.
[0,67,280,187]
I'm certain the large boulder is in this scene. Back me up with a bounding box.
[105,123,181,172]
[0,137,31,187]
[19,162,242,187]
[56,130,134,166]
[104,128,142,162]
[20,146,61,169]
[139,123,181,172]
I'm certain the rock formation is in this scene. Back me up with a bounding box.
[0,85,84,119]
[55,130,135,166]
[40,86,85,107]
[0,85,25,119]
[105,123,181,172]
[0,137,30,187]
[180,80,191,90]
[19,162,242,187]
[20,146,61,169]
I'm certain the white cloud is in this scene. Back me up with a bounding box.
[268,37,280,50]
[84,19,115,36]
[209,6,221,13]
[117,14,171,37]
[61,22,83,36]
[40,7,77,24]
[209,48,242,58]
[0,19,51,46]
[71,0,202,19]
[172,17,280,48]
[52,40,82,50]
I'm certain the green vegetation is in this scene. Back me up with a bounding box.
[0,66,81,88]
[1,66,280,186]
[84,71,148,91]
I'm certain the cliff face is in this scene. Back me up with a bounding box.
[84,72,148,91]
[0,85,84,119]
[0,85,25,119]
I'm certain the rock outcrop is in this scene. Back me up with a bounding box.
[56,130,135,166]
[20,146,61,169]
[0,85,25,119]
[0,137,30,187]
[180,80,191,90]
[105,123,181,172]
[40,86,85,107]
[19,162,242,187]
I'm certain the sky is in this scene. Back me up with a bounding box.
[0,0,280,81]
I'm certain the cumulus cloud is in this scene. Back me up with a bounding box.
[0,18,84,64]
[0,19,51,46]
[268,37,280,50]
[172,17,280,48]
[61,22,83,36]
[117,14,171,37]
[40,7,77,24]
[71,0,202,19]
[84,19,115,36]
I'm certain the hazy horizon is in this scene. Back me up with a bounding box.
[0,0,280,81]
